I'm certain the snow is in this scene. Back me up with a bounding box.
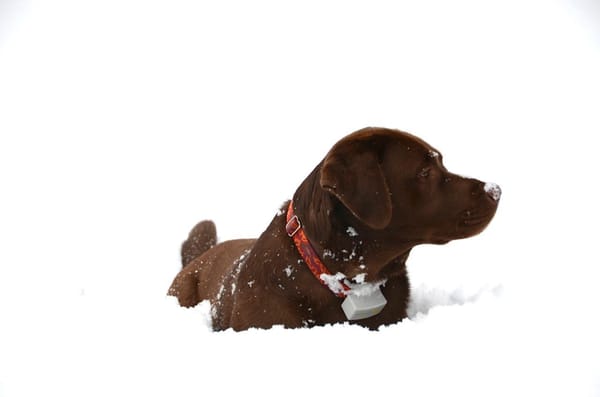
[1,0,600,396]
[345,278,387,297]
[346,226,359,237]
[484,182,502,201]
[321,271,386,297]
[319,272,348,295]
[352,273,367,284]
[284,265,294,278]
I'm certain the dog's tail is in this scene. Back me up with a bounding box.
[181,220,217,268]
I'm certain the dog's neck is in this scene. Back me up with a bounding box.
[293,164,415,283]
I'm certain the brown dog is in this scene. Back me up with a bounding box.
[168,127,500,331]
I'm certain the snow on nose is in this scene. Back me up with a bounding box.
[484,182,502,201]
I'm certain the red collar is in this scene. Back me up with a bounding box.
[286,201,350,298]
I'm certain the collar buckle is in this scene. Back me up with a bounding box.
[286,214,301,237]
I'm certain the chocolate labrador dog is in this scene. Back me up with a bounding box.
[168,127,500,331]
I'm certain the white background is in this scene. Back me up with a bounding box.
[1,0,599,396]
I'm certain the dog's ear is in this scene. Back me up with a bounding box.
[320,147,392,229]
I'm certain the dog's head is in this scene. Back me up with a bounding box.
[303,127,500,250]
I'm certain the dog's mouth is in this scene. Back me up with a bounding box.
[454,206,497,237]
[427,208,496,244]
[460,208,494,226]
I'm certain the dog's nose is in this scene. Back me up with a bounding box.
[484,182,502,201]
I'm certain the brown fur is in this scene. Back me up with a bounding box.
[168,127,500,331]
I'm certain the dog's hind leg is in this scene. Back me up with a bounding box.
[181,220,217,268]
